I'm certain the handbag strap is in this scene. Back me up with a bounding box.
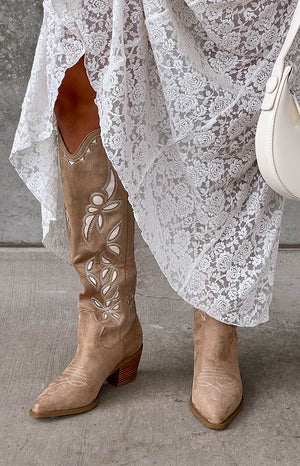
[261,1,300,111]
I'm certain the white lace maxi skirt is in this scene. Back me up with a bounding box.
[9,0,300,327]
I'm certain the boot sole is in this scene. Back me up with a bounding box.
[29,344,143,419]
[189,394,244,430]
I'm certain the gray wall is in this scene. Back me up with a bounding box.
[1,1,300,246]
[1,1,43,244]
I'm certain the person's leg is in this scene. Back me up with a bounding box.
[54,56,100,153]
[30,57,143,418]
[43,55,242,427]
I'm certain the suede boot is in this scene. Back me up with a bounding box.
[30,127,143,418]
[189,308,243,429]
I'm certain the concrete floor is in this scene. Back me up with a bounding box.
[0,246,299,466]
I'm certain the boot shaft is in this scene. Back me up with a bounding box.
[57,127,138,344]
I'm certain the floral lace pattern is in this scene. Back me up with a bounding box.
[9,0,300,326]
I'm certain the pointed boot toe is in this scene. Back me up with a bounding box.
[30,391,62,418]
[29,377,100,419]
[30,397,48,417]
[190,380,243,429]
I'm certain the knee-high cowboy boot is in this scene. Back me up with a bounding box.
[29,127,143,418]
[189,308,243,429]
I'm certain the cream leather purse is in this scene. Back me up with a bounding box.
[255,1,300,201]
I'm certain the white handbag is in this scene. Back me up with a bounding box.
[255,1,300,201]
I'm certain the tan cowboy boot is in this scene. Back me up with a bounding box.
[29,127,143,418]
[189,308,243,429]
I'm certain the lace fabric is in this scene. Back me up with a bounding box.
[9,0,300,326]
